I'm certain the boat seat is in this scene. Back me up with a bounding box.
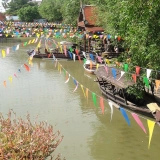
[147,103,160,113]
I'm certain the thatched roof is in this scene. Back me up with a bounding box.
[95,66,134,88]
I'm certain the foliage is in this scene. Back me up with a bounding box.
[38,0,62,22]
[18,5,41,22]
[5,0,36,15]
[0,110,64,159]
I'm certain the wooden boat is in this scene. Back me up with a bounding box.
[83,60,97,74]
[94,66,160,123]
[27,49,83,60]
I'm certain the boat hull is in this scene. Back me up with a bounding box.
[96,78,155,119]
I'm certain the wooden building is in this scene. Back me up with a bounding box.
[77,5,104,33]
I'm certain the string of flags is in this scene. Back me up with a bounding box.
[53,58,156,149]
[1,36,157,149]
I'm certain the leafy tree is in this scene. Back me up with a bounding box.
[6,0,36,15]
[38,0,62,22]
[18,5,41,22]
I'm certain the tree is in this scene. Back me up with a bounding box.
[38,0,62,22]
[18,5,41,22]
[6,0,36,15]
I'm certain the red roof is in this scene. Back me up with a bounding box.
[0,13,6,21]
[83,6,97,25]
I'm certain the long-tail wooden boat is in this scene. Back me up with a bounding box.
[94,65,160,123]
[27,49,84,60]
[83,60,97,74]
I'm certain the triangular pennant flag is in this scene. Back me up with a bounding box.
[92,92,97,108]
[90,54,95,62]
[6,47,10,54]
[86,88,89,103]
[105,59,110,64]
[120,107,130,126]
[97,56,102,63]
[96,64,99,70]
[104,66,108,74]
[2,49,6,58]
[100,97,105,114]
[111,68,117,79]
[8,76,13,83]
[132,74,137,83]
[82,51,86,58]
[108,101,113,121]
[81,85,86,98]
[117,71,125,81]
[136,66,140,75]
[147,120,155,149]
[73,80,78,92]
[143,77,149,88]
[73,53,76,62]
[24,64,30,72]
[3,81,6,87]
[55,59,58,68]
[147,69,152,79]
[65,74,70,83]
[83,58,87,64]
[155,80,160,92]
[124,64,128,72]
[16,44,20,50]
[131,113,146,133]
[68,51,73,59]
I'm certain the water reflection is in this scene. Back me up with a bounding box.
[0,42,160,160]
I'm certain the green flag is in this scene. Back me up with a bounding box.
[124,63,128,72]
[92,92,97,108]
[143,77,149,88]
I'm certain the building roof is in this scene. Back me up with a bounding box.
[83,5,97,25]
[78,5,104,33]
[0,12,5,21]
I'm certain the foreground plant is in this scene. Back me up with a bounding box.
[0,110,64,160]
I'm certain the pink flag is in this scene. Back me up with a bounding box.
[100,97,105,114]
[14,73,18,78]
[104,66,108,74]
[131,113,146,133]
[6,47,10,54]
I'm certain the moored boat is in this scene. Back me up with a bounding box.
[83,60,97,74]
[94,65,160,123]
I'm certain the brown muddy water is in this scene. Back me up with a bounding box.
[0,40,160,160]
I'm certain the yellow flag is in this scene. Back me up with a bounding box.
[147,119,155,149]
[96,64,99,69]
[31,38,35,43]
[37,40,41,48]
[28,40,32,44]
[36,33,40,38]
[106,59,110,64]
[81,85,86,98]
[9,76,12,83]
[59,65,61,73]
[2,50,6,58]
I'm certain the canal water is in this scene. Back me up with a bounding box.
[0,40,160,160]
